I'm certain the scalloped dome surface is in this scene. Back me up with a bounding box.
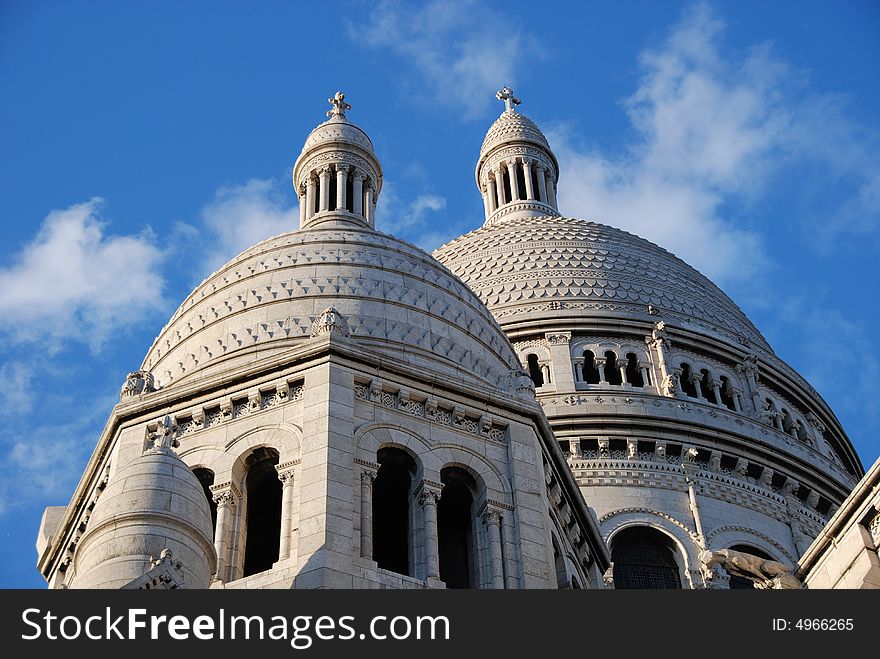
[433,215,771,351]
[302,116,374,151]
[141,225,520,391]
[480,110,551,157]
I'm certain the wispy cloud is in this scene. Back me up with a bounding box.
[352,0,542,118]
[194,178,297,277]
[376,182,454,250]
[0,199,166,352]
[552,2,879,286]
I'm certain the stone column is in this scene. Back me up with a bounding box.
[335,164,349,211]
[692,375,703,400]
[546,332,575,391]
[506,159,520,201]
[360,469,376,559]
[681,461,707,551]
[364,184,374,225]
[545,171,557,208]
[535,164,547,203]
[595,358,607,384]
[496,164,507,206]
[733,390,743,413]
[298,187,306,226]
[709,381,722,405]
[318,166,331,212]
[420,486,441,580]
[210,482,240,583]
[619,363,628,385]
[482,188,491,218]
[276,465,296,560]
[482,508,505,589]
[522,159,535,200]
[640,364,651,387]
[573,359,583,383]
[305,175,316,220]
[487,176,498,213]
[352,170,364,217]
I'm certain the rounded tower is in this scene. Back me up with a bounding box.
[69,417,216,589]
[434,88,863,589]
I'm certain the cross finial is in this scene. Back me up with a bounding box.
[496,86,521,112]
[327,91,352,118]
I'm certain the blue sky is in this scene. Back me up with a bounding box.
[1,0,878,587]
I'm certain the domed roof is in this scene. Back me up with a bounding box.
[480,109,551,158]
[72,436,215,588]
[433,215,772,351]
[141,222,521,392]
[301,115,375,152]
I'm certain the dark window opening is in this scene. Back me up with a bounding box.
[625,353,644,387]
[515,163,527,200]
[328,172,337,211]
[242,447,281,577]
[438,466,476,589]
[727,545,773,589]
[611,526,681,589]
[526,353,544,387]
[345,174,354,212]
[719,376,736,410]
[531,169,541,201]
[700,369,712,401]
[193,467,217,535]
[604,351,622,385]
[583,350,600,384]
[680,363,698,398]
[373,447,416,576]
[313,180,320,215]
[502,170,512,204]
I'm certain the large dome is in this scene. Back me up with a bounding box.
[434,214,771,351]
[141,222,520,392]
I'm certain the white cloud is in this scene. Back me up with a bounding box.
[376,182,454,250]
[353,0,542,118]
[553,2,879,286]
[0,198,166,352]
[196,179,297,276]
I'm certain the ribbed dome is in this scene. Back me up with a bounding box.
[434,215,771,351]
[480,109,551,157]
[71,442,216,589]
[142,223,521,392]
[302,115,375,152]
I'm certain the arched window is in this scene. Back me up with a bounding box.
[531,168,541,202]
[726,545,774,589]
[515,162,527,200]
[583,350,600,384]
[611,526,681,589]
[438,466,476,589]
[526,353,544,387]
[242,447,281,578]
[680,363,698,398]
[192,467,217,535]
[604,351,622,385]
[719,376,736,410]
[625,353,644,387]
[502,169,513,204]
[700,369,712,401]
[373,447,416,576]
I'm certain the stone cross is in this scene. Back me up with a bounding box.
[327,91,351,118]
[496,86,521,112]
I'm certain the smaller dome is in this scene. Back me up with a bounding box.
[302,115,375,152]
[480,109,552,158]
[70,431,216,589]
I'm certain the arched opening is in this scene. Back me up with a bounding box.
[700,369,712,401]
[328,170,338,211]
[726,545,774,589]
[531,168,541,201]
[502,170,512,204]
[242,447,281,578]
[680,363,698,398]
[345,174,354,212]
[604,351,622,385]
[625,353,644,387]
[438,466,476,589]
[583,350,600,384]
[372,447,416,576]
[515,162,527,200]
[719,376,736,410]
[611,526,682,589]
[192,467,217,535]
[526,353,544,387]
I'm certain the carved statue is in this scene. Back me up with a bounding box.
[120,370,156,400]
[326,91,351,118]
[755,399,780,426]
[152,415,178,451]
[310,307,351,338]
[699,548,802,589]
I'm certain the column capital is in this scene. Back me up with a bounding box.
[419,483,442,505]
[317,165,332,176]
[276,462,297,483]
[210,481,240,506]
[335,163,350,174]
[481,507,503,527]
[360,469,377,484]
[352,168,365,181]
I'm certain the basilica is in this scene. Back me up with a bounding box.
[36,90,880,590]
